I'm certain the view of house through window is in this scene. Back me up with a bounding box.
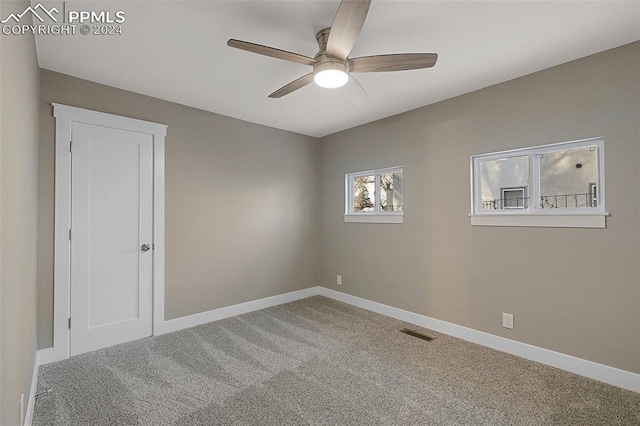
[353,175,376,212]
[589,183,598,207]
[379,170,403,211]
[539,146,597,209]
[347,167,403,215]
[502,187,527,209]
[472,138,604,215]
[479,155,529,210]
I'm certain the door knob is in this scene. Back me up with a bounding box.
[141,244,150,252]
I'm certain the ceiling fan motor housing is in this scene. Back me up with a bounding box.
[315,27,331,53]
[313,27,350,88]
[314,27,349,72]
[313,58,349,75]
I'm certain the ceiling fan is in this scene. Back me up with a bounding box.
[227,0,438,98]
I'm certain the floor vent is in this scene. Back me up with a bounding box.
[400,328,434,341]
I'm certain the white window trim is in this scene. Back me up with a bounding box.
[345,166,404,224]
[344,214,404,224]
[470,137,608,228]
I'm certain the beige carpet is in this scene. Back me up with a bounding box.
[34,296,640,425]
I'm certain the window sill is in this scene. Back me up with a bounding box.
[469,213,608,228]
[344,214,404,224]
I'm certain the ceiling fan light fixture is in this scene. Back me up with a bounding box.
[314,69,349,88]
[313,61,349,88]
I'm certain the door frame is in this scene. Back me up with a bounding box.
[52,104,167,362]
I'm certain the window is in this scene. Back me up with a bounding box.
[470,137,606,228]
[501,187,527,209]
[345,167,403,223]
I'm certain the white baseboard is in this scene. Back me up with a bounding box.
[156,286,321,335]
[37,348,54,366]
[37,288,320,365]
[23,350,38,425]
[318,287,640,393]
[35,285,639,394]
[25,348,56,424]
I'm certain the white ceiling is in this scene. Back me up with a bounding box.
[35,1,640,137]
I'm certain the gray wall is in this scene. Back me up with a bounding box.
[319,42,640,374]
[0,1,41,423]
[37,70,319,348]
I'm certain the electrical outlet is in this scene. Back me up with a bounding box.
[20,393,24,425]
[336,275,342,285]
[502,313,514,330]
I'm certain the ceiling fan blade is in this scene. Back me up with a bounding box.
[326,0,371,60]
[349,53,438,73]
[344,75,369,106]
[228,39,317,66]
[269,73,315,98]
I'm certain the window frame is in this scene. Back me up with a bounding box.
[345,166,404,224]
[470,137,607,228]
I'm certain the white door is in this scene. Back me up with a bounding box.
[70,122,153,356]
